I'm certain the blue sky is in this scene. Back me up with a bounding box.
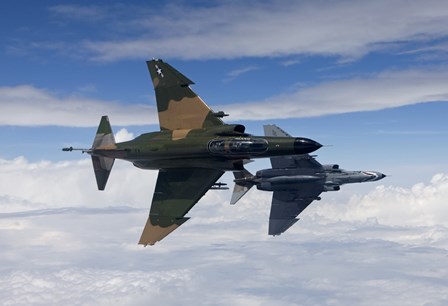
[1,1,448,305]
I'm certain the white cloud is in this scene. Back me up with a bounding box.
[1,156,448,305]
[74,0,448,61]
[2,67,448,126]
[114,128,134,142]
[0,85,156,127]
[0,211,447,306]
[222,68,448,120]
[0,156,157,211]
[224,66,259,82]
[2,156,447,231]
[319,173,448,227]
[0,268,192,306]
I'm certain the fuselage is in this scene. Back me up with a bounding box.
[241,167,386,191]
[325,170,385,185]
[91,128,322,171]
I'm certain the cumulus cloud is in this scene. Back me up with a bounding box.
[1,155,448,305]
[1,158,448,230]
[71,0,448,61]
[0,156,157,211]
[114,128,134,142]
[312,173,448,228]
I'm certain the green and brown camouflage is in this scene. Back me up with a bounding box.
[98,128,319,171]
[147,59,223,131]
[63,59,322,246]
[91,116,116,190]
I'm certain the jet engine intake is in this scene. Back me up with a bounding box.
[207,124,246,136]
[323,164,340,171]
[257,182,273,191]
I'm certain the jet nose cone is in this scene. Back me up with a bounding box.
[294,138,322,154]
[373,172,387,181]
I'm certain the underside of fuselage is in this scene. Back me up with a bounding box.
[131,157,249,171]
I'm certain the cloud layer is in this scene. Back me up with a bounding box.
[0,156,447,305]
[3,155,448,228]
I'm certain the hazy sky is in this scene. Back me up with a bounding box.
[1,1,447,305]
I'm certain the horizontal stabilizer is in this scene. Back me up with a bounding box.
[139,216,189,246]
[269,218,299,236]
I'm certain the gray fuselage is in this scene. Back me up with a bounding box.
[243,167,386,192]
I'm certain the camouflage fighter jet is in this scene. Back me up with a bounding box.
[231,124,386,236]
[63,59,322,246]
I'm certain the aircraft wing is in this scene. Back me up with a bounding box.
[264,124,293,138]
[269,154,323,170]
[147,59,224,131]
[269,182,324,236]
[139,168,224,246]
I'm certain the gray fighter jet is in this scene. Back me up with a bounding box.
[231,125,386,236]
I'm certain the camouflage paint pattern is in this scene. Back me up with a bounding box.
[66,60,322,246]
[91,116,116,190]
[147,60,223,133]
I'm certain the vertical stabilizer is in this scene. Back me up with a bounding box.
[92,116,116,149]
[91,116,116,190]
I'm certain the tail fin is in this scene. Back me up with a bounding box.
[230,169,255,205]
[91,116,116,190]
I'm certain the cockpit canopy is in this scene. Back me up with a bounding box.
[208,138,268,155]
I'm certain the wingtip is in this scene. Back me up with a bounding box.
[138,216,190,246]
[268,218,300,236]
